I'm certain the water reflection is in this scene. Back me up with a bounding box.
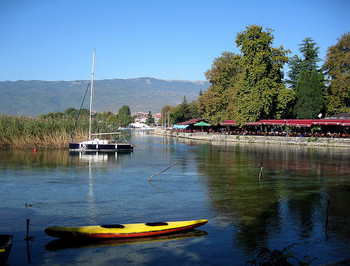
[0,149,73,169]
[45,230,207,251]
[68,151,133,224]
[195,143,350,252]
[1,136,350,264]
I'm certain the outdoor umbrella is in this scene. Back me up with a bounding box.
[194,121,211,131]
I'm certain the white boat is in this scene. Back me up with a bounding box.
[69,50,133,152]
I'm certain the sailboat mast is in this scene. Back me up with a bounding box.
[89,49,95,141]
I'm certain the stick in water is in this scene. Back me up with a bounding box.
[148,160,179,182]
[258,166,264,180]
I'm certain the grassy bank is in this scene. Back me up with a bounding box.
[0,114,89,149]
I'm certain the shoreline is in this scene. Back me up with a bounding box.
[153,129,350,148]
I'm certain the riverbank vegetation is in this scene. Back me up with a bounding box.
[164,25,349,127]
[2,25,349,149]
[0,106,133,150]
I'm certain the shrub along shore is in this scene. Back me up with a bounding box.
[0,107,133,150]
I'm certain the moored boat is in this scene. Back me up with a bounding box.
[0,235,13,265]
[69,139,133,152]
[45,219,207,239]
[69,50,133,152]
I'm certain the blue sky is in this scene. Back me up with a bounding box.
[1,0,349,81]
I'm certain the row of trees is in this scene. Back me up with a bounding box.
[163,25,349,127]
[161,96,201,125]
[41,105,135,128]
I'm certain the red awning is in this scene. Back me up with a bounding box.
[245,121,262,126]
[218,119,350,127]
[341,119,350,126]
[259,119,287,126]
[178,119,202,125]
[220,120,236,126]
[286,123,312,127]
[312,119,344,126]
[285,120,313,127]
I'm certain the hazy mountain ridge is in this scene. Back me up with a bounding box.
[0,77,209,116]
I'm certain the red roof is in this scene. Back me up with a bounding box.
[286,123,311,127]
[259,119,287,126]
[285,119,313,127]
[219,119,350,127]
[341,119,350,126]
[178,119,202,125]
[312,119,344,126]
[245,121,262,126]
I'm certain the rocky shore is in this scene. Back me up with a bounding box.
[153,129,350,148]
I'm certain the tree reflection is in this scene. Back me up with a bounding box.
[195,143,350,251]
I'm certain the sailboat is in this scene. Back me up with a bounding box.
[69,50,133,152]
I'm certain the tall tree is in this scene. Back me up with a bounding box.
[116,105,133,127]
[169,96,192,124]
[188,100,201,119]
[145,111,155,125]
[323,32,350,115]
[275,88,296,118]
[227,25,290,126]
[198,52,241,124]
[293,70,324,118]
[160,105,172,126]
[287,37,321,90]
[182,95,189,117]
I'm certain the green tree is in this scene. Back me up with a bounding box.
[227,25,290,126]
[161,105,172,118]
[160,105,172,126]
[79,108,90,118]
[96,111,114,121]
[287,37,321,90]
[169,106,183,124]
[323,32,350,115]
[145,111,155,125]
[198,52,241,124]
[293,70,324,118]
[107,114,117,125]
[169,96,193,124]
[188,100,201,119]
[275,88,296,118]
[182,95,189,117]
[64,108,78,118]
[116,105,133,127]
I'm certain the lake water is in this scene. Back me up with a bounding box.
[1,132,350,265]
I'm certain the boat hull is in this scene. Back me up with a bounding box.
[0,235,13,265]
[45,219,207,239]
[69,142,133,152]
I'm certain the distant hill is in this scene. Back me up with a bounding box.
[0,77,209,116]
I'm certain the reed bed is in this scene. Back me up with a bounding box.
[0,114,89,150]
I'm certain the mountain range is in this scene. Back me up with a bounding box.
[0,77,209,116]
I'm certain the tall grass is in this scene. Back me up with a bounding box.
[0,111,130,150]
[0,114,89,149]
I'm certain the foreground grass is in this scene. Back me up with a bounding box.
[0,114,88,149]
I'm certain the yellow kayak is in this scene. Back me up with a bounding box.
[45,219,208,239]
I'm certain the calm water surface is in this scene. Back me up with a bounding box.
[1,132,350,265]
